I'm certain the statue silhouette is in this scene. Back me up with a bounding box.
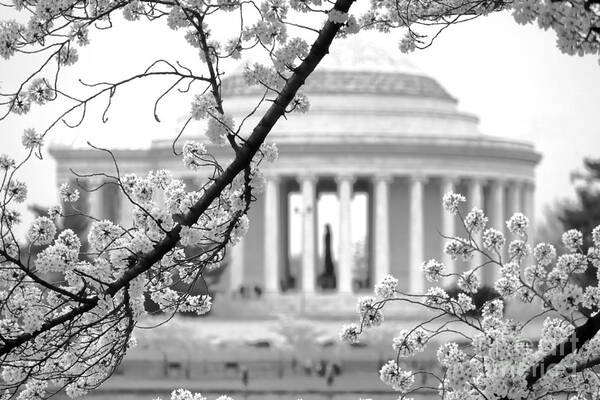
[318,224,337,289]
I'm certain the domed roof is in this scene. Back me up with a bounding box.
[316,32,422,74]
[221,33,455,101]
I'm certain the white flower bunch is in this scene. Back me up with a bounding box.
[182,140,208,170]
[442,191,466,215]
[457,270,480,294]
[374,274,398,298]
[392,327,429,357]
[379,360,415,392]
[444,239,474,261]
[21,128,43,150]
[464,208,488,233]
[356,296,384,327]
[482,228,505,251]
[421,259,446,282]
[506,212,529,236]
[339,323,360,344]
[59,183,80,203]
[562,228,583,252]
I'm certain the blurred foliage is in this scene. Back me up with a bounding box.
[540,157,600,287]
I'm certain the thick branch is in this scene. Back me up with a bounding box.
[526,313,600,387]
[0,0,355,356]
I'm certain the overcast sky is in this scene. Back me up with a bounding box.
[1,9,599,240]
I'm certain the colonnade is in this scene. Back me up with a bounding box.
[233,174,535,295]
[84,174,535,295]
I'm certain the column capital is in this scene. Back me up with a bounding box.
[410,174,428,184]
[469,176,487,186]
[264,173,281,183]
[489,178,506,188]
[373,174,393,184]
[507,179,525,189]
[440,175,459,185]
[298,173,318,184]
[335,174,356,185]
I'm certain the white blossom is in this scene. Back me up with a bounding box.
[21,128,42,150]
[506,212,529,236]
[374,274,398,298]
[458,271,480,294]
[533,242,557,266]
[464,208,487,233]
[26,217,56,245]
[421,259,445,282]
[562,229,583,252]
[339,323,360,344]
[59,183,80,202]
[442,192,466,215]
[482,228,505,251]
[379,360,414,392]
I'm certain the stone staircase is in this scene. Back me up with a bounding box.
[210,292,429,320]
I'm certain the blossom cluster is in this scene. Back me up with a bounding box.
[354,0,600,67]
[0,131,276,399]
[338,192,600,399]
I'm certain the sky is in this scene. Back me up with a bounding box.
[1,7,600,242]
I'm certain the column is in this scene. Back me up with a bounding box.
[88,177,103,219]
[337,175,354,294]
[120,194,134,227]
[489,180,505,233]
[440,177,457,281]
[523,181,536,241]
[229,236,244,291]
[264,175,280,294]
[301,175,317,293]
[507,180,523,216]
[409,175,425,294]
[374,175,391,287]
[468,178,485,272]
[489,179,505,281]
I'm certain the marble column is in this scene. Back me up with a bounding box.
[337,175,354,294]
[489,179,505,281]
[507,180,522,216]
[468,178,485,273]
[119,193,134,227]
[264,176,280,294]
[374,175,391,287]
[301,174,317,293]
[409,175,426,294]
[88,177,103,220]
[441,177,457,281]
[229,236,245,291]
[523,181,536,241]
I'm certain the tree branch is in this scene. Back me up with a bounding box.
[0,0,355,357]
[526,313,600,387]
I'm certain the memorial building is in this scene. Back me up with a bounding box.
[50,36,541,316]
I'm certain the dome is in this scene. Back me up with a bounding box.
[317,33,424,74]
[222,33,455,101]
[220,33,477,142]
